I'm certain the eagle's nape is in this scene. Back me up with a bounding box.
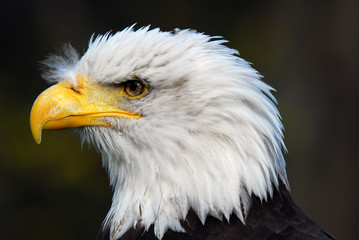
[30,26,335,240]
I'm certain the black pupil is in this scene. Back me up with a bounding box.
[129,82,139,92]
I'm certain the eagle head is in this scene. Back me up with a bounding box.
[30,26,288,239]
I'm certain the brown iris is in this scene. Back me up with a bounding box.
[124,80,145,97]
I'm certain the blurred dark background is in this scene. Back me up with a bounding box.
[1,0,358,239]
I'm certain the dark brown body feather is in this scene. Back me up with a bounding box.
[96,182,334,240]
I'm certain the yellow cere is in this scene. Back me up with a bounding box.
[80,76,123,109]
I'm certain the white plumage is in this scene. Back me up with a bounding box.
[39,26,289,239]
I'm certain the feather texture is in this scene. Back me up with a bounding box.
[42,26,297,239]
[97,182,334,240]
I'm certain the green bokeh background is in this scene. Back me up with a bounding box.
[1,0,358,239]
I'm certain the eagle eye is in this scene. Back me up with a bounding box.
[123,80,145,97]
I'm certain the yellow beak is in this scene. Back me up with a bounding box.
[30,75,140,144]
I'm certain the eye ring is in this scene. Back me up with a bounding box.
[123,80,146,98]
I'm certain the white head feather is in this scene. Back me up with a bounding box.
[42,26,288,240]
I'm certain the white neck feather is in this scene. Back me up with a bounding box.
[80,73,288,239]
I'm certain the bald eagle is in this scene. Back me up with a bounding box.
[30,26,334,240]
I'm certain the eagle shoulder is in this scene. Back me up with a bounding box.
[96,182,335,240]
